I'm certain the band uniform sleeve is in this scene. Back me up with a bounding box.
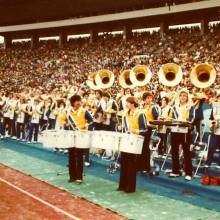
[85,110,93,124]
[152,105,159,120]
[138,113,147,136]
[210,109,214,120]
[122,115,128,133]
[59,111,67,127]
[112,101,118,111]
[119,100,123,111]
[189,106,195,122]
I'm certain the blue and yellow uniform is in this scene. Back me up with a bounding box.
[123,109,146,135]
[169,104,192,177]
[60,107,93,131]
[60,107,93,182]
[118,109,146,193]
[137,104,159,172]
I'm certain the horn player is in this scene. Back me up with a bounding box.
[205,94,220,169]
[168,89,193,181]
[137,91,159,174]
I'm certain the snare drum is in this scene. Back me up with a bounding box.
[91,131,103,149]
[74,131,91,149]
[42,130,58,148]
[53,130,75,149]
[119,133,144,154]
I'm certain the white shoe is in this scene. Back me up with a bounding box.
[169,173,180,178]
[75,179,82,184]
[27,141,31,144]
[84,162,91,167]
[12,136,17,140]
[216,165,220,170]
[185,175,192,181]
[165,169,172,174]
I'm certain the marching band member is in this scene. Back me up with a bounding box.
[16,97,28,140]
[93,90,104,128]
[98,92,118,131]
[189,93,206,136]
[137,92,159,173]
[206,94,220,169]
[59,95,93,184]
[2,92,10,137]
[118,88,133,111]
[169,89,192,181]
[48,98,58,130]
[8,93,19,139]
[118,96,146,193]
[157,96,172,156]
[40,98,50,131]
[0,97,3,138]
[94,90,102,109]
[56,99,67,130]
[28,98,44,143]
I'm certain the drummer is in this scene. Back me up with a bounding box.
[118,96,146,193]
[60,94,93,184]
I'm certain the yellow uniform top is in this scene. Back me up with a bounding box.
[169,104,190,121]
[141,104,159,122]
[59,107,91,131]
[124,109,146,135]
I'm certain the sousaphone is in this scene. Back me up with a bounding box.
[130,65,152,87]
[190,63,216,88]
[158,63,183,87]
[95,69,115,89]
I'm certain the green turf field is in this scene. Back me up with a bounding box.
[1,141,220,220]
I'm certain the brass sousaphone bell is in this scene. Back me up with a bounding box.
[119,69,135,89]
[190,63,216,88]
[86,72,99,90]
[95,69,115,89]
[158,63,183,87]
[130,65,152,87]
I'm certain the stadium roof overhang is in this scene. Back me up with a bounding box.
[0,0,220,38]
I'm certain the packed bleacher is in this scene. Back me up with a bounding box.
[0,24,220,95]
